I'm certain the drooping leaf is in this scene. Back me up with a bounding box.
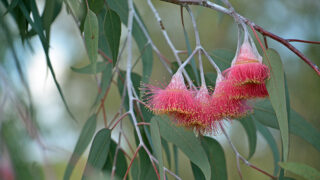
[41,0,62,38]
[107,0,153,82]
[64,114,97,180]
[263,49,289,161]
[84,9,99,73]
[2,0,20,15]
[254,99,320,152]
[191,162,205,180]
[254,118,280,176]
[102,140,128,179]
[191,136,228,180]
[19,0,76,120]
[239,116,257,159]
[71,62,107,74]
[88,0,104,14]
[93,63,113,106]
[82,128,111,179]
[151,119,164,180]
[161,138,172,169]
[104,9,121,66]
[279,162,320,180]
[97,8,112,62]
[154,116,211,180]
[173,144,179,175]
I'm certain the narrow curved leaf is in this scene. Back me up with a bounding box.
[192,137,228,180]
[88,0,104,14]
[279,162,320,180]
[263,49,289,161]
[19,0,76,121]
[93,63,113,106]
[84,9,99,73]
[253,99,320,152]
[71,62,107,74]
[161,138,171,168]
[239,116,257,159]
[104,9,121,66]
[63,114,97,180]
[151,119,164,180]
[103,140,128,179]
[82,128,111,179]
[154,116,211,180]
[254,119,280,176]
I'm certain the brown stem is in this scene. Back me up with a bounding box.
[98,49,113,63]
[111,112,130,130]
[287,39,320,44]
[123,145,141,180]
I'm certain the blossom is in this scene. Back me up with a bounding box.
[211,75,252,119]
[142,71,196,115]
[172,85,214,132]
[213,79,268,99]
[224,41,270,85]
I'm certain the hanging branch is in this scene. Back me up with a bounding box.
[160,0,320,76]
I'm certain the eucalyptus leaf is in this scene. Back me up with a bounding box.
[154,116,211,180]
[64,115,97,180]
[263,49,289,161]
[82,129,111,179]
[84,9,99,73]
[239,116,257,159]
[279,162,320,180]
[151,119,164,180]
[71,62,107,74]
[104,9,121,66]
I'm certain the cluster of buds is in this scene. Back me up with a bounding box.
[142,33,270,134]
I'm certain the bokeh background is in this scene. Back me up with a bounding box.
[0,0,319,179]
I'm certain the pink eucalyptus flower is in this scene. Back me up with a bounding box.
[214,79,268,99]
[224,41,270,85]
[142,72,196,115]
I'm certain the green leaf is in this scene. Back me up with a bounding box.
[88,0,104,14]
[173,144,179,175]
[84,9,99,73]
[202,137,228,180]
[19,0,76,121]
[107,0,153,82]
[104,9,121,66]
[191,162,205,180]
[64,114,97,180]
[239,116,257,159]
[151,119,164,180]
[161,138,171,168]
[71,62,107,74]
[97,8,112,62]
[41,0,62,38]
[82,128,111,179]
[154,116,211,180]
[279,162,320,180]
[254,118,280,176]
[93,63,113,106]
[2,0,20,15]
[102,140,128,179]
[191,137,228,180]
[263,49,289,161]
[254,99,320,152]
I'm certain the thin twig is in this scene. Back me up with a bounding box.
[123,145,142,180]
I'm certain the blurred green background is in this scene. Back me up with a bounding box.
[0,0,319,179]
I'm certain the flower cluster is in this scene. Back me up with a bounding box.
[142,40,269,134]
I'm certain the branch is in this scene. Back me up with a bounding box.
[160,0,320,76]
